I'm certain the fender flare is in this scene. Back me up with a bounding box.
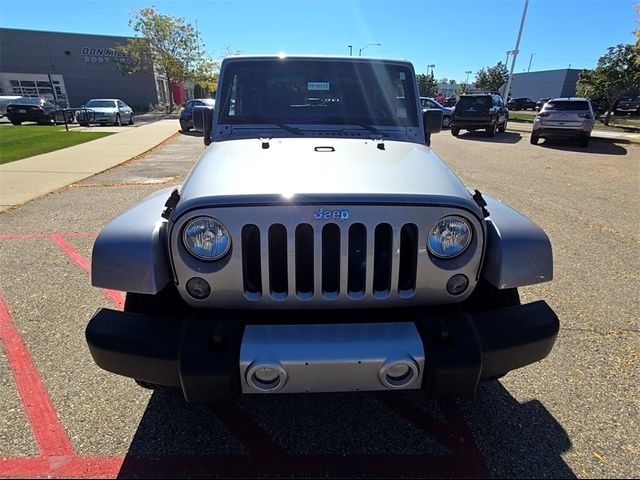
[91,188,173,294]
[481,195,553,289]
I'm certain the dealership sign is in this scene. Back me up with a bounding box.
[81,47,127,64]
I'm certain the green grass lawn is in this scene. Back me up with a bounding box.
[0,125,114,165]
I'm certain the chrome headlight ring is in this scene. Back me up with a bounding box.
[427,215,472,259]
[182,216,231,261]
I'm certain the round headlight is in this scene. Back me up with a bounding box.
[427,216,472,258]
[183,216,231,260]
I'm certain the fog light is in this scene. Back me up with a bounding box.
[379,359,419,388]
[246,362,288,392]
[186,277,211,299]
[446,274,469,296]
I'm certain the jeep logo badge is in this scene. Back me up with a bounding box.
[313,208,350,220]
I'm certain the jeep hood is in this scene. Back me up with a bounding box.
[175,138,478,215]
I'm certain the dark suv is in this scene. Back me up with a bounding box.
[179,98,215,132]
[451,94,508,137]
[507,97,536,110]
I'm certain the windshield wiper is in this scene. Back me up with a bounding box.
[231,115,304,135]
[352,122,390,138]
[323,116,390,138]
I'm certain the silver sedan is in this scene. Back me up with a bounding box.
[77,98,134,126]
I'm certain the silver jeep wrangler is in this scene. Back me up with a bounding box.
[87,56,558,403]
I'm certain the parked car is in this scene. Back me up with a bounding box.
[507,97,536,110]
[450,93,509,137]
[531,97,595,146]
[0,95,22,118]
[442,97,457,108]
[179,98,215,132]
[535,98,550,111]
[615,95,640,116]
[420,97,453,128]
[86,55,558,404]
[5,97,73,125]
[77,98,134,126]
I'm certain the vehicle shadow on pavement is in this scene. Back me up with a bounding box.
[538,139,628,155]
[454,132,522,144]
[116,382,574,478]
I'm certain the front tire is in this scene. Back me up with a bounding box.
[11,121,21,126]
[530,134,539,145]
[114,114,121,126]
[124,285,188,318]
[128,114,135,125]
[451,126,460,137]
[486,122,497,137]
[180,119,190,132]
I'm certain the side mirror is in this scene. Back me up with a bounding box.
[192,105,215,146]
[423,108,442,147]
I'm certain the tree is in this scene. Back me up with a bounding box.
[474,62,508,93]
[416,73,438,97]
[116,7,202,112]
[576,44,640,125]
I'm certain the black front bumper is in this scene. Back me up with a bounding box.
[86,301,559,403]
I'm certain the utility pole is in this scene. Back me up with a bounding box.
[348,45,352,56]
[503,0,530,101]
[427,64,435,76]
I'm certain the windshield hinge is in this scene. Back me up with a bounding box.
[161,188,180,220]
[471,189,490,218]
[374,138,386,150]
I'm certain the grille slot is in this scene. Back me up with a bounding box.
[241,225,262,297]
[398,224,418,296]
[322,224,341,297]
[240,220,419,302]
[295,224,314,297]
[347,223,367,297]
[373,224,393,296]
[268,224,288,298]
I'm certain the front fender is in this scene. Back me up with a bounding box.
[481,195,553,289]
[91,188,173,294]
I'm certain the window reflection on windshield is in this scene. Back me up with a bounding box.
[218,60,418,128]
[86,100,117,108]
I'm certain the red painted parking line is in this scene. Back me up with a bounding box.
[49,234,124,310]
[0,292,74,458]
[0,232,98,240]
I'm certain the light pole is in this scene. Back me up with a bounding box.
[503,0,530,101]
[348,45,352,56]
[464,71,472,93]
[527,53,534,72]
[505,50,515,67]
[359,43,381,56]
[427,64,435,76]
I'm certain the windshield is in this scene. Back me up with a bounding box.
[545,101,589,111]
[86,100,117,108]
[11,98,43,105]
[217,59,418,128]
[456,96,491,110]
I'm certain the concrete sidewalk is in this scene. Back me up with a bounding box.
[0,119,178,212]
[506,120,640,143]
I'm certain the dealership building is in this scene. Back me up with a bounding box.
[0,27,194,110]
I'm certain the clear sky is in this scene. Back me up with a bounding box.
[0,0,637,83]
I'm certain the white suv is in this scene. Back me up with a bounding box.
[531,97,596,146]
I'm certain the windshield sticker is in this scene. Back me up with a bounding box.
[308,82,330,91]
[399,72,406,80]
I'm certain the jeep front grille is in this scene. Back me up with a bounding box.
[240,222,419,301]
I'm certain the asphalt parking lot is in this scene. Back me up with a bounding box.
[0,128,638,478]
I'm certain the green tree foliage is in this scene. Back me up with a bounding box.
[416,73,438,97]
[115,7,203,112]
[474,62,508,93]
[576,44,640,125]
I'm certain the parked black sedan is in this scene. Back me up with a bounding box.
[179,98,215,132]
[507,97,537,110]
[5,97,73,125]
